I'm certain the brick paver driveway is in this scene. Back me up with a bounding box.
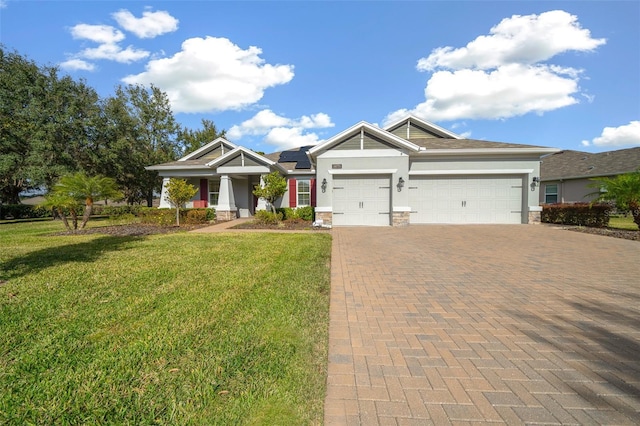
[325,225,640,425]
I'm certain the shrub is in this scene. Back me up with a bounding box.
[184,208,214,225]
[108,213,137,226]
[0,204,52,220]
[254,210,283,225]
[295,206,314,221]
[542,203,611,228]
[138,208,178,226]
[93,205,144,217]
[277,207,297,220]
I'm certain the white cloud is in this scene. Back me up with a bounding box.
[70,24,125,44]
[79,43,149,63]
[386,10,605,125]
[59,59,96,71]
[1,0,9,9]
[582,121,640,148]
[228,109,334,151]
[112,9,179,39]
[123,37,295,113]
[417,10,605,71]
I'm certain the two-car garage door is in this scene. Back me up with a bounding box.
[409,175,524,224]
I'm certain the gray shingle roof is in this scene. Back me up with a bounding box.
[541,147,640,180]
[409,138,547,149]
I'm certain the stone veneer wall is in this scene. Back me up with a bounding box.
[392,211,410,227]
[316,211,332,226]
[216,210,236,222]
[528,211,541,225]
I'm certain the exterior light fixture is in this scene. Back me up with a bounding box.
[397,177,405,192]
[321,178,327,193]
[531,176,540,191]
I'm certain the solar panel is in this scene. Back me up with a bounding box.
[279,146,313,169]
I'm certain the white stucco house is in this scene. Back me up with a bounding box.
[147,116,559,226]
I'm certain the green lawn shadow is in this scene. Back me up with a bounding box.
[1,235,144,281]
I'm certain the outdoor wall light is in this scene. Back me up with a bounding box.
[321,178,327,193]
[397,177,405,192]
[531,176,540,191]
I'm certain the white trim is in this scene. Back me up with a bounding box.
[296,178,311,207]
[217,165,270,174]
[529,206,543,212]
[328,169,398,175]
[416,148,559,155]
[409,169,533,176]
[146,164,210,171]
[179,137,237,161]
[317,149,408,158]
[393,206,412,212]
[315,206,332,213]
[383,115,463,139]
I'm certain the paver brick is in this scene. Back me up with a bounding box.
[325,226,640,424]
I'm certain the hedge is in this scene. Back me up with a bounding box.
[0,204,51,220]
[138,208,215,226]
[541,203,611,228]
[276,206,315,221]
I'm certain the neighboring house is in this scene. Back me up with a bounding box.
[147,116,558,226]
[539,147,640,204]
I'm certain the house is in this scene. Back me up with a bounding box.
[539,147,640,204]
[147,116,558,226]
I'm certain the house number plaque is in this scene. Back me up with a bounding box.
[332,164,342,169]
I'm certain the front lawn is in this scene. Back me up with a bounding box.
[608,215,638,230]
[0,221,332,424]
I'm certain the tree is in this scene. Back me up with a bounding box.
[591,169,640,229]
[164,178,198,226]
[252,171,287,215]
[101,84,181,206]
[40,192,82,231]
[52,173,122,229]
[178,119,226,155]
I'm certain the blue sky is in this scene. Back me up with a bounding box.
[1,1,639,154]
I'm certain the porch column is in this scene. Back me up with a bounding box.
[216,175,237,221]
[256,175,268,212]
[159,178,171,208]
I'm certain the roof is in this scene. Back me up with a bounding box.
[409,138,548,150]
[541,147,640,181]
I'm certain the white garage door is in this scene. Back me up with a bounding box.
[409,176,523,224]
[333,175,390,226]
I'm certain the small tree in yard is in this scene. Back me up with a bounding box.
[41,192,82,231]
[253,171,287,215]
[165,178,198,226]
[591,169,640,229]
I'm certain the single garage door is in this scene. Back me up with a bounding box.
[333,175,390,226]
[409,175,523,224]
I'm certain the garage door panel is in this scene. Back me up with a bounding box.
[410,175,523,224]
[333,176,390,226]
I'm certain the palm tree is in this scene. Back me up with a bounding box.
[41,192,82,231]
[591,169,640,229]
[52,173,123,229]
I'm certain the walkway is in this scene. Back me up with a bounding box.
[325,225,640,424]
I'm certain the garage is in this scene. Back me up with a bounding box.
[333,175,391,226]
[409,175,524,224]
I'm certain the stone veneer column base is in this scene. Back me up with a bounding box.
[392,211,410,226]
[316,211,332,226]
[528,211,541,224]
[216,210,236,222]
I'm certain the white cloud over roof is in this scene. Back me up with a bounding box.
[385,10,606,125]
[122,37,295,113]
[112,9,179,39]
[228,109,334,151]
[582,121,640,147]
[78,43,149,64]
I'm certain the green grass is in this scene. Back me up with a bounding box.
[0,221,332,424]
[608,215,638,230]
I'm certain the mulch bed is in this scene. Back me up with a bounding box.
[231,219,329,231]
[560,225,639,241]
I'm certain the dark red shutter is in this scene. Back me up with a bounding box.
[289,178,297,208]
[200,179,208,206]
[310,178,316,207]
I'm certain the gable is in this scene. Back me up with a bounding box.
[331,131,399,150]
[388,122,442,140]
[217,152,263,168]
[179,137,237,162]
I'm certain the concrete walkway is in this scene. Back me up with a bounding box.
[325,225,640,424]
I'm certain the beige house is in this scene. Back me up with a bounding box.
[539,147,640,204]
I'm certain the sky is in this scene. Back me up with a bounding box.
[1,1,639,154]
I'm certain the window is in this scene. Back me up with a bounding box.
[209,179,220,206]
[297,179,310,206]
[544,184,558,204]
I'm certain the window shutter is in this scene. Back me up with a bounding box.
[200,179,208,205]
[310,178,316,207]
[289,178,297,208]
